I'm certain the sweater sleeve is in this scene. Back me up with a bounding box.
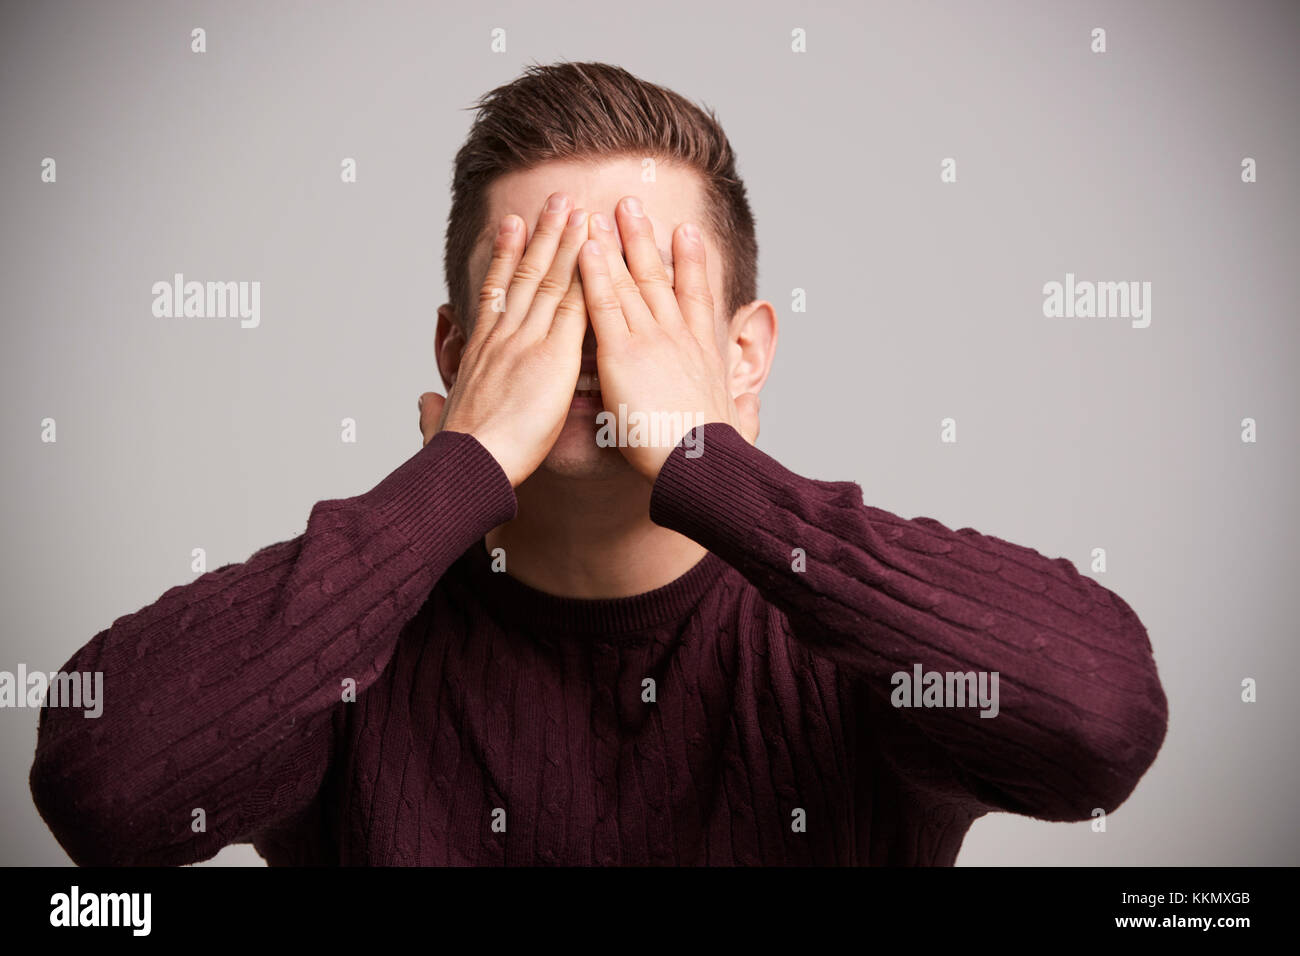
[29,430,516,866]
[648,423,1168,822]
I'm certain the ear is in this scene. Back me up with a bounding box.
[724,299,778,398]
[435,303,468,392]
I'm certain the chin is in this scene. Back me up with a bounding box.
[537,405,632,479]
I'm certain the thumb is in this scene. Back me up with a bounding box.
[733,392,760,445]
[418,392,447,447]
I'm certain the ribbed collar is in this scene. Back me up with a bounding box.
[457,539,729,637]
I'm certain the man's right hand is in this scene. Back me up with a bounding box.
[418,192,589,486]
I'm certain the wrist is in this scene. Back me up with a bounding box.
[471,431,526,488]
[649,421,771,541]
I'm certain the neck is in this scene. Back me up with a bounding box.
[484,466,706,599]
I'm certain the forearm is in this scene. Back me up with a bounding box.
[29,430,515,865]
[649,423,1169,820]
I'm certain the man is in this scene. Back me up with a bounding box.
[29,61,1168,866]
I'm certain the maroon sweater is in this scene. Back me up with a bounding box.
[29,424,1167,866]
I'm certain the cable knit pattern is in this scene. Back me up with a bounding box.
[29,424,1167,866]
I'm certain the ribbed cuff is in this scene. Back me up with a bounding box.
[358,430,517,558]
[649,422,778,551]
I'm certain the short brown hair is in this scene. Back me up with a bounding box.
[444,61,757,328]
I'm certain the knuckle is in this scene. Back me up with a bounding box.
[535,274,570,301]
[512,259,546,284]
[554,291,585,316]
[683,286,714,310]
[484,333,515,357]
[477,284,508,311]
[593,291,622,314]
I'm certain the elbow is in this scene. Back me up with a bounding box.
[30,719,163,867]
[1073,726,1166,822]
[31,757,138,867]
[1047,656,1169,823]
[32,727,236,867]
[1097,601,1169,810]
[966,595,1169,823]
[1090,674,1169,817]
[1062,592,1170,820]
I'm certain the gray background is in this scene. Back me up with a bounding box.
[2,0,1296,866]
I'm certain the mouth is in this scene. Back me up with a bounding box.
[575,370,600,399]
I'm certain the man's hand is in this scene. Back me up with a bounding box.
[576,197,759,482]
[419,192,589,486]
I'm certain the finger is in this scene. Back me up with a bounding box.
[548,260,588,354]
[578,237,632,345]
[519,207,589,337]
[672,221,716,344]
[615,196,682,329]
[495,191,573,334]
[471,214,527,346]
[586,211,654,333]
[418,392,447,447]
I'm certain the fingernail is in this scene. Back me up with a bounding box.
[592,212,612,231]
[546,194,570,213]
[569,209,587,228]
[682,222,700,243]
[500,216,519,234]
[624,197,644,217]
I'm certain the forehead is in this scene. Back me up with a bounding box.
[472,156,709,265]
